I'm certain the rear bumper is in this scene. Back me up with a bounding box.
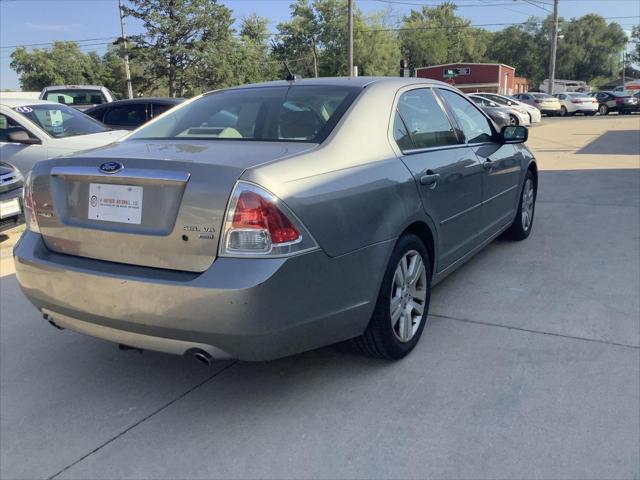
[14,231,391,361]
[0,187,24,233]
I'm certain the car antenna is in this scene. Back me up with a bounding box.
[271,40,299,82]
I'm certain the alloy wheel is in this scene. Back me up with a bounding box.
[390,250,427,343]
[521,178,535,231]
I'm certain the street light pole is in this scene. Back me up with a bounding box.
[547,0,559,95]
[118,0,134,99]
[347,0,354,76]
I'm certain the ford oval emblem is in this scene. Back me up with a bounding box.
[99,161,123,174]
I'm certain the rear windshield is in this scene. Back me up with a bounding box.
[45,89,106,106]
[129,85,361,143]
[14,104,108,138]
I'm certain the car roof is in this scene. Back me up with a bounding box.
[0,97,61,108]
[216,76,452,93]
[87,97,185,110]
[41,85,107,91]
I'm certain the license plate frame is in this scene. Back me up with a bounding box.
[88,183,143,225]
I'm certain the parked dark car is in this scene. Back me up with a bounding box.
[590,91,639,115]
[0,161,24,233]
[85,98,185,130]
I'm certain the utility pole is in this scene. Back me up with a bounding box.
[547,0,559,95]
[621,50,626,87]
[347,0,354,76]
[118,0,134,99]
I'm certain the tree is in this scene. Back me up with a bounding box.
[353,10,401,76]
[488,19,546,85]
[399,3,489,71]
[10,42,89,91]
[554,14,627,82]
[122,0,236,97]
[627,25,639,65]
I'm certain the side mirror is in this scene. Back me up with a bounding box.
[500,125,528,144]
[7,130,41,145]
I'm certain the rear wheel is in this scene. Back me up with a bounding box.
[352,234,431,360]
[560,106,568,117]
[599,104,609,115]
[505,170,536,241]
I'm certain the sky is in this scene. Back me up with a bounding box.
[1,0,639,90]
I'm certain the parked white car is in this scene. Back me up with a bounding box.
[0,98,127,173]
[474,93,542,124]
[513,93,561,116]
[553,92,598,116]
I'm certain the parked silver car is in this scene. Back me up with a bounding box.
[14,77,538,362]
[468,94,529,126]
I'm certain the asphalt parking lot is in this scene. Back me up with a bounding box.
[1,114,639,479]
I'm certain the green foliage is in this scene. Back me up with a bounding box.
[488,14,628,86]
[11,42,90,91]
[629,25,640,65]
[8,1,633,96]
[399,3,489,70]
[122,0,236,97]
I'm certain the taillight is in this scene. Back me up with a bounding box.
[220,181,318,257]
[534,99,541,103]
[616,98,624,105]
[22,171,40,233]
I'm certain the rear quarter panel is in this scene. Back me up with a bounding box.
[242,81,428,259]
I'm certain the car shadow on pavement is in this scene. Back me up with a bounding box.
[577,130,640,155]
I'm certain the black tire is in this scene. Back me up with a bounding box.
[599,104,609,115]
[509,114,519,126]
[352,234,431,360]
[505,170,537,241]
[560,106,567,117]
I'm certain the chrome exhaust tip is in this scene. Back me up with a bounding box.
[191,349,213,366]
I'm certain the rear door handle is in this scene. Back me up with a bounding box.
[420,171,440,188]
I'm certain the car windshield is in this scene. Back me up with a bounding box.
[568,93,590,98]
[532,93,553,99]
[44,89,105,106]
[129,85,361,143]
[14,104,109,138]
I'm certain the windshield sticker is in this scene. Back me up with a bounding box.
[46,110,64,127]
[14,106,33,114]
[0,116,6,129]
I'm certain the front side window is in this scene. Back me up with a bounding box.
[395,88,459,150]
[129,85,360,143]
[438,89,494,144]
[14,104,108,138]
[45,90,105,107]
[0,114,37,142]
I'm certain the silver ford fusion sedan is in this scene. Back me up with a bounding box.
[14,77,537,362]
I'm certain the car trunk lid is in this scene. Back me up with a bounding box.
[31,139,314,272]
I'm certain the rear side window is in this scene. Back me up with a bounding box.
[393,112,413,150]
[438,89,494,144]
[151,103,173,118]
[395,88,459,150]
[103,104,147,127]
[130,86,360,143]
